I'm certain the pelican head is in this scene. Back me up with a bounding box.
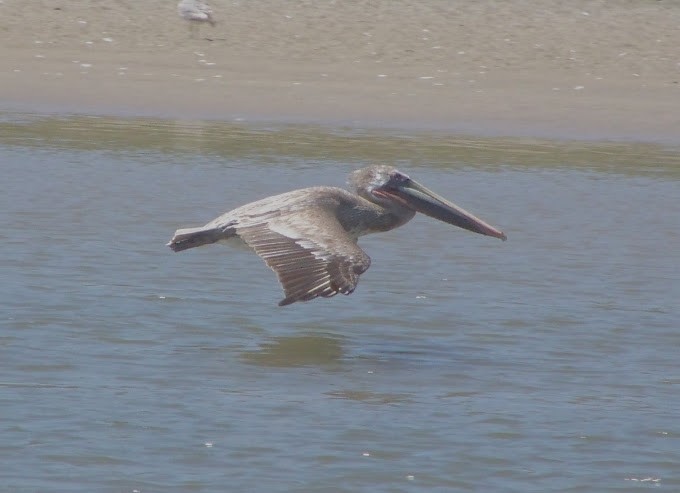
[350,165,506,240]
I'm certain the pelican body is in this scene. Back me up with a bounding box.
[168,165,506,306]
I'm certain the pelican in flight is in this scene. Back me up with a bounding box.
[168,165,506,306]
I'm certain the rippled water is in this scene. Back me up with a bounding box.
[2,114,679,492]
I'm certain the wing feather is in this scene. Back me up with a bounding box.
[235,210,371,306]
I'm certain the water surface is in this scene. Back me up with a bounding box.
[1,114,679,492]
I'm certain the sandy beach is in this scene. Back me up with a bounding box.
[1,0,679,142]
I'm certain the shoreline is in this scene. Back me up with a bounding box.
[1,1,680,143]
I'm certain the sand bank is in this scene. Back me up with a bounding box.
[1,0,679,142]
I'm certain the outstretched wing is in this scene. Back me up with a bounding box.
[235,210,371,306]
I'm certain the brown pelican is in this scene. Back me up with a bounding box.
[168,165,506,306]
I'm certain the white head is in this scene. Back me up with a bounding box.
[349,165,412,206]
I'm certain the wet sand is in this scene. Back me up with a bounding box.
[1,0,679,142]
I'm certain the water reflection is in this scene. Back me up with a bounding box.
[325,390,413,405]
[1,112,679,178]
[241,335,344,367]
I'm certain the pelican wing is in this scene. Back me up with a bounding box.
[235,211,371,306]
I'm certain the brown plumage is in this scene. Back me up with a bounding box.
[168,165,506,306]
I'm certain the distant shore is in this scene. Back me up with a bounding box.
[1,0,679,142]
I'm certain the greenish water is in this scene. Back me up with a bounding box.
[3,113,680,177]
[1,113,679,492]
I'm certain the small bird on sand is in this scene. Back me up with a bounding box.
[177,0,216,37]
[167,165,506,306]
